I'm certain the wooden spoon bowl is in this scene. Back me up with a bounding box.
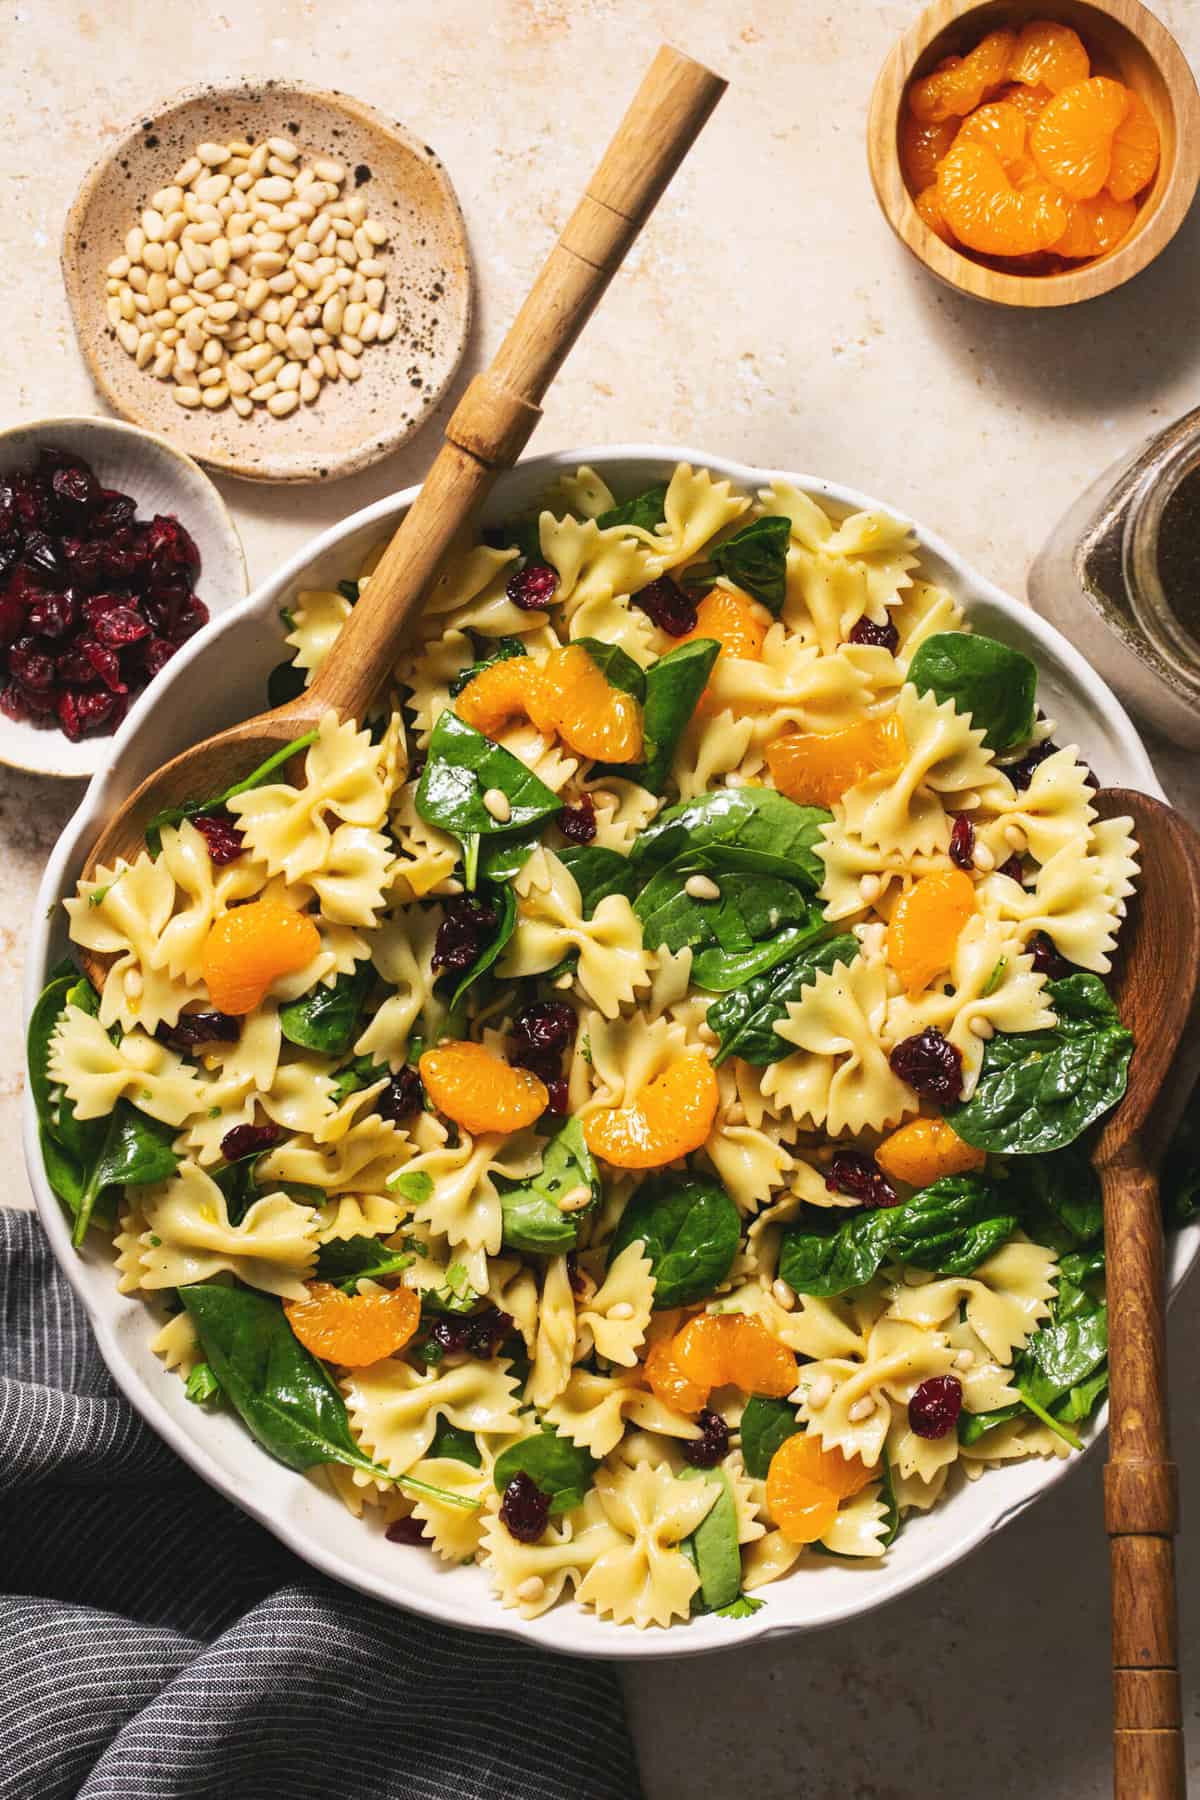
[866,0,1200,308]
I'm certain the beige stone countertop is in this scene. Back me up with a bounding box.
[3,2,1199,1794]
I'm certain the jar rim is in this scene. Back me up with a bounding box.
[1123,428,1200,695]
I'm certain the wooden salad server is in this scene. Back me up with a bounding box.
[75,44,726,975]
[1091,788,1200,1799]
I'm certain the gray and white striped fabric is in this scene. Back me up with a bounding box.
[0,1211,642,1800]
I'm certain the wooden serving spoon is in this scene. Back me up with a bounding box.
[75,44,726,989]
[1091,787,1200,1800]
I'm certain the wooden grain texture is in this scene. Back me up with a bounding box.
[866,0,1200,308]
[76,45,726,980]
[1091,788,1200,1800]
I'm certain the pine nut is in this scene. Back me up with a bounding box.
[201,384,229,408]
[172,385,202,408]
[116,318,140,355]
[608,1302,635,1321]
[319,344,340,378]
[231,393,254,418]
[286,325,314,360]
[858,873,881,902]
[847,1396,876,1422]
[249,381,278,402]
[482,787,512,823]
[378,312,398,342]
[339,334,363,357]
[314,158,345,183]
[972,841,995,872]
[954,1349,975,1370]
[363,218,388,246]
[358,257,386,278]
[335,348,361,380]
[684,874,721,901]
[250,250,286,277]
[806,1373,834,1411]
[226,362,252,395]
[969,1016,994,1040]
[268,135,299,160]
[276,362,301,392]
[151,348,174,379]
[197,141,230,166]
[300,370,320,403]
[198,366,223,388]
[267,389,299,417]
[174,156,202,186]
[772,1278,797,1312]
[107,254,131,279]
[515,1576,545,1605]
[1003,824,1028,853]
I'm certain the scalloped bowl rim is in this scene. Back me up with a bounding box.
[22,443,1192,1661]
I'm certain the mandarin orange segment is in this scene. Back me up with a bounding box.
[875,1116,988,1186]
[915,184,955,244]
[200,898,322,1015]
[583,1051,718,1169]
[1054,190,1137,258]
[643,1335,709,1415]
[1007,20,1090,93]
[764,1433,842,1544]
[532,644,644,763]
[419,1040,548,1135]
[908,30,1016,122]
[937,140,1068,255]
[678,586,769,712]
[765,712,906,810]
[672,1313,798,1398]
[771,1431,874,1501]
[455,656,547,739]
[886,868,977,996]
[955,100,1028,170]
[1030,76,1130,199]
[670,1313,731,1390]
[993,80,1054,122]
[1108,89,1160,201]
[284,1280,420,1368]
[899,112,959,191]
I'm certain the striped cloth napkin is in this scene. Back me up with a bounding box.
[0,1211,641,1800]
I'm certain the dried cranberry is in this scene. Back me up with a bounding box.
[143,513,201,579]
[889,1026,964,1104]
[91,490,138,536]
[908,1374,963,1439]
[26,684,67,722]
[171,593,209,640]
[385,1515,427,1545]
[58,688,120,739]
[219,1121,281,1162]
[948,814,975,871]
[6,566,51,611]
[631,574,697,636]
[375,1066,423,1123]
[80,639,126,694]
[144,577,193,638]
[847,613,900,653]
[101,537,150,585]
[192,813,246,865]
[681,1408,730,1468]
[9,642,55,690]
[93,604,150,648]
[506,562,558,611]
[9,470,44,529]
[157,1010,241,1051]
[1006,740,1058,791]
[0,534,20,580]
[50,463,100,522]
[28,590,78,640]
[543,1076,569,1115]
[139,635,178,680]
[566,1252,588,1298]
[433,894,498,974]
[82,590,131,623]
[511,1000,576,1057]
[0,681,31,722]
[826,1149,899,1209]
[61,537,108,587]
[1029,931,1072,980]
[0,595,24,646]
[429,1305,513,1360]
[558,792,597,845]
[21,530,62,581]
[499,1472,551,1543]
[55,648,102,687]
[995,854,1025,885]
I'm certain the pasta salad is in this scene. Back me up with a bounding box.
[33,461,1142,1630]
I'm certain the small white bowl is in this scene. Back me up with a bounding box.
[0,415,246,779]
[25,446,1190,1661]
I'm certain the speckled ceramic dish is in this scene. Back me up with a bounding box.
[62,81,472,483]
[0,414,246,779]
[25,446,1191,1660]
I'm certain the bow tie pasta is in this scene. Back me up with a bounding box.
[42,462,1141,1631]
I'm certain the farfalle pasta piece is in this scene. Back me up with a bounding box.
[480,1489,625,1619]
[575,1241,654,1367]
[151,1309,202,1379]
[529,1254,578,1410]
[49,1005,202,1126]
[792,1317,956,1467]
[404,1455,493,1560]
[976,835,1126,974]
[575,1460,720,1629]
[305,824,393,928]
[821,1481,890,1558]
[137,1161,318,1300]
[703,1083,794,1214]
[567,591,659,668]
[542,465,617,520]
[355,903,442,1068]
[580,1010,694,1113]
[764,955,913,1135]
[403,1125,543,1259]
[816,807,952,922]
[885,1239,1059,1365]
[648,463,750,570]
[583,776,662,854]
[344,1356,523,1477]
[286,585,352,680]
[704,631,874,740]
[538,513,662,618]
[974,746,1097,865]
[420,539,522,636]
[840,685,1002,857]
[670,707,757,799]
[65,849,208,1032]
[398,625,475,749]
[314,1192,405,1243]
[387,781,460,900]
[764,481,918,654]
[498,850,653,1018]
[229,711,393,883]
[258,1111,409,1194]
[545,1369,701,1459]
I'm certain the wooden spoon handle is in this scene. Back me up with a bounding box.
[1102,1153,1184,1798]
[305,45,726,721]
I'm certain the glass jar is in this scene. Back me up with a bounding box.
[1029,407,1200,749]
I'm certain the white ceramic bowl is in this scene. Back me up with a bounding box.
[24,446,1191,1661]
[0,415,247,779]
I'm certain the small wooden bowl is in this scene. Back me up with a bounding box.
[62,81,472,481]
[867,0,1200,307]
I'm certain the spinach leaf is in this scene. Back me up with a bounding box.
[28,965,75,1117]
[492,1427,597,1515]
[778,1175,1016,1299]
[631,787,831,890]
[448,881,517,1009]
[1163,1100,1200,1228]
[949,974,1133,1155]
[680,1467,742,1613]
[330,1054,388,1105]
[635,857,815,953]
[477,836,538,884]
[556,845,640,915]
[316,1234,416,1291]
[429,1420,483,1468]
[279,962,373,1055]
[448,636,526,700]
[961,1281,1108,1449]
[574,636,646,703]
[595,483,668,533]
[27,967,109,1223]
[908,632,1038,753]
[267,659,306,709]
[693,923,828,994]
[186,1362,222,1407]
[618,639,720,795]
[71,1101,181,1247]
[145,729,319,855]
[416,711,561,889]
[485,516,542,565]
[740,1395,803,1479]
[500,1116,600,1254]
[211,1148,270,1227]
[706,933,858,1066]
[336,579,360,603]
[179,1282,388,1478]
[685,517,791,615]
[607,1171,740,1308]
[877,1458,902,1548]
[1001,1143,1104,1250]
